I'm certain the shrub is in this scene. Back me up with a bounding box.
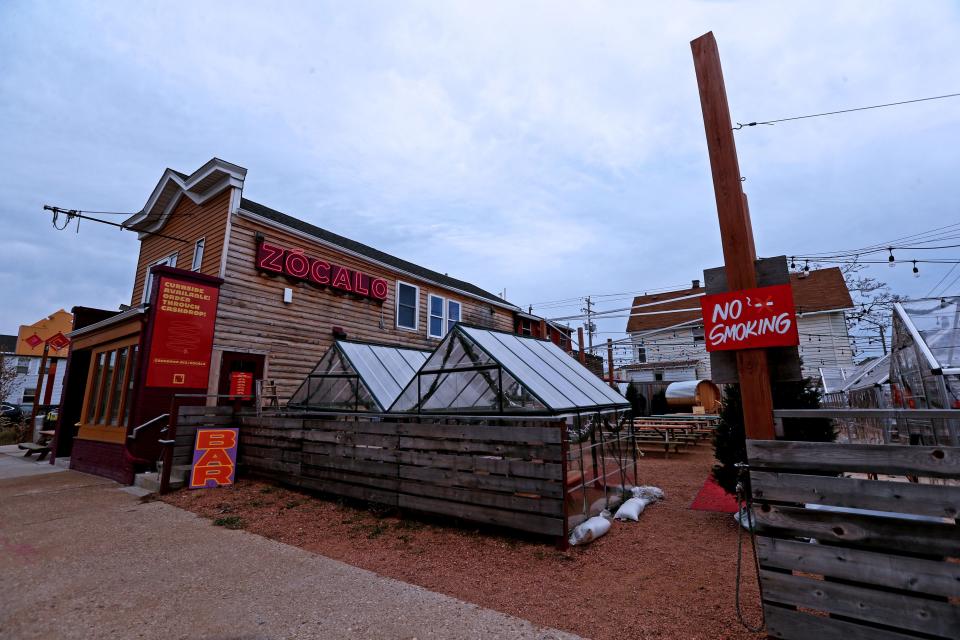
[713,378,835,495]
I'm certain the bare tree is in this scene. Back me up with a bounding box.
[838,262,906,357]
[0,355,16,407]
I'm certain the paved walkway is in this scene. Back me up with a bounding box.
[0,449,578,640]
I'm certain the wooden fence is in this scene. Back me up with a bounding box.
[746,440,960,640]
[237,414,567,539]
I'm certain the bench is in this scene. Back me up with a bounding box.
[18,442,51,461]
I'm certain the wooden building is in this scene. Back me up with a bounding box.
[53,158,531,482]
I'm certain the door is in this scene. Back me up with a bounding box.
[217,352,265,407]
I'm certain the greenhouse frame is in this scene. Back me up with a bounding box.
[389,324,630,415]
[889,298,960,445]
[287,340,430,412]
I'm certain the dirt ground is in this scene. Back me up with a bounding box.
[164,444,764,640]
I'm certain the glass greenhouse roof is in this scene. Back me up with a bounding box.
[896,298,960,370]
[841,354,890,391]
[390,325,629,414]
[288,341,430,411]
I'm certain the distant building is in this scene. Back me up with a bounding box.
[0,310,73,412]
[625,268,855,383]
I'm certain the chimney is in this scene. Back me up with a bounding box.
[692,279,701,289]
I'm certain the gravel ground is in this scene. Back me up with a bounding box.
[164,445,764,640]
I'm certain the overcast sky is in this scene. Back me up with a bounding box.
[2,1,958,362]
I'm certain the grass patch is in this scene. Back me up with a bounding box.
[284,500,302,509]
[259,486,277,494]
[367,522,389,539]
[213,515,244,530]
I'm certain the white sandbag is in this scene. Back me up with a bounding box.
[631,485,665,502]
[589,494,622,516]
[614,497,649,521]
[568,513,611,546]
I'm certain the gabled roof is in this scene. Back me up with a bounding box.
[288,341,430,412]
[626,267,853,333]
[240,198,513,308]
[391,325,628,414]
[123,158,247,237]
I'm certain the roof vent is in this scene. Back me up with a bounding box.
[692,279,701,289]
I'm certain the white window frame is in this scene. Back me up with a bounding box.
[428,294,445,339]
[191,238,205,271]
[395,281,419,332]
[447,299,461,334]
[142,252,178,303]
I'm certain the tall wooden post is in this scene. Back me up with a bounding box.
[577,327,586,365]
[692,32,775,440]
[607,338,615,389]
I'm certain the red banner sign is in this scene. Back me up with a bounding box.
[256,240,389,302]
[46,332,70,351]
[146,275,220,388]
[229,371,253,398]
[700,284,799,352]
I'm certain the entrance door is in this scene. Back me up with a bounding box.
[217,352,265,407]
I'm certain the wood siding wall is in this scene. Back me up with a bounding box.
[130,189,230,305]
[214,213,514,400]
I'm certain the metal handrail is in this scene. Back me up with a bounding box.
[126,413,170,442]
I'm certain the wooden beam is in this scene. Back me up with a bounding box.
[607,338,615,388]
[691,31,775,440]
[577,327,586,365]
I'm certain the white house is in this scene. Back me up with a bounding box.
[624,268,855,383]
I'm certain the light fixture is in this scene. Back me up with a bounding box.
[888,248,895,267]
[912,260,919,278]
[803,260,810,273]
[790,257,796,269]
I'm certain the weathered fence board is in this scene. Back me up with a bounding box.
[235,414,567,539]
[761,569,959,637]
[747,438,960,640]
[756,537,960,598]
[747,440,960,478]
[751,471,959,519]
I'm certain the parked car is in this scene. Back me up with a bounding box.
[1,403,24,422]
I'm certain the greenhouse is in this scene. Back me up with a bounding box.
[390,325,629,415]
[288,340,430,412]
[889,298,960,445]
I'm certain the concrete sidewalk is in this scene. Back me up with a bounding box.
[0,451,579,640]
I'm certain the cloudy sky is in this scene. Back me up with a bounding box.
[2,1,958,362]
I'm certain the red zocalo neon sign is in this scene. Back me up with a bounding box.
[699,284,799,352]
[256,240,389,302]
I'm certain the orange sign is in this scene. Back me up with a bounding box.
[190,428,239,489]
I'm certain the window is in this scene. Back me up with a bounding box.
[447,300,461,333]
[396,281,419,331]
[518,319,533,336]
[636,346,647,363]
[692,326,705,343]
[142,253,178,302]
[79,339,139,440]
[654,370,664,382]
[427,294,461,339]
[428,294,445,339]
[16,357,29,374]
[21,388,36,404]
[191,238,205,271]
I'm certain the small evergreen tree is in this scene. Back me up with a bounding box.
[713,377,835,495]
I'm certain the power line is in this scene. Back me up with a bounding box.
[734,91,960,130]
[42,205,188,243]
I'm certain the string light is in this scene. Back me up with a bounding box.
[803,260,810,273]
[790,256,796,269]
[888,248,895,268]
[913,260,920,278]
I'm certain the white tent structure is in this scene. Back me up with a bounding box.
[288,341,430,412]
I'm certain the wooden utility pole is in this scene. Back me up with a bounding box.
[28,343,50,441]
[577,327,586,365]
[607,339,615,389]
[691,32,775,440]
